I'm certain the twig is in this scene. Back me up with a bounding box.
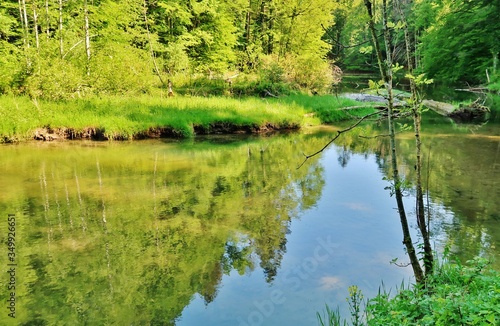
[263,89,278,98]
[297,111,380,169]
[62,34,98,59]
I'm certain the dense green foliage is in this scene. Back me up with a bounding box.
[1,0,498,98]
[326,0,499,85]
[415,0,500,84]
[0,0,337,98]
[367,257,500,325]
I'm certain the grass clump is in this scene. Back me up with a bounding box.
[318,257,500,325]
[0,95,306,142]
[0,93,376,142]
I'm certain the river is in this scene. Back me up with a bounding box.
[0,113,498,325]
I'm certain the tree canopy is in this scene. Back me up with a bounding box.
[0,0,498,98]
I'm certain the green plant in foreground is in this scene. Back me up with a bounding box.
[317,285,365,326]
[318,257,500,325]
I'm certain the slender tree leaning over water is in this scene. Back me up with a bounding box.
[394,0,434,277]
[299,0,433,285]
[363,0,427,284]
[305,0,434,285]
[358,0,438,284]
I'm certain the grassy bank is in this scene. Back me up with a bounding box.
[273,94,376,123]
[0,94,375,142]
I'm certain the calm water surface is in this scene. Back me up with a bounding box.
[0,117,498,325]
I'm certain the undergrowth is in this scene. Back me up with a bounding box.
[318,257,500,325]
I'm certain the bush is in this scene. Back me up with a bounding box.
[0,42,22,95]
[25,58,86,100]
[90,44,157,95]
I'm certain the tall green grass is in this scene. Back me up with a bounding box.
[0,95,307,141]
[274,94,377,123]
[0,94,376,142]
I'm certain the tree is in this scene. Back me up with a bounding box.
[417,0,500,83]
[395,0,434,276]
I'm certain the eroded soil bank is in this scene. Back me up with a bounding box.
[28,122,298,142]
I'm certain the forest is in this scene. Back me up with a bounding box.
[0,0,499,99]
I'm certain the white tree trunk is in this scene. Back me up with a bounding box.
[59,0,63,57]
[84,0,91,75]
[33,2,40,49]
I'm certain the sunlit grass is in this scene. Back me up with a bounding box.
[274,94,377,124]
[0,95,306,141]
[0,94,376,142]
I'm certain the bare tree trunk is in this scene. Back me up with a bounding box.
[245,0,251,50]
[20,0,30,48]
[45,0,50,38]
[84,0,91,75]
[18,0,27,48]
[59,0,63,57]
[267,1,274,54]
[396,0,434,278]
[259,1,266,51]
[364,0,425,284]
[32,1,40,49]
[143,0,165,86]
[493,51,498,75]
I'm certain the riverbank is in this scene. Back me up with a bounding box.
[0,94,375,143]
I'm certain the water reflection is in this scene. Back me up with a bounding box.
[0,119,498,325]
[0,136,325,325]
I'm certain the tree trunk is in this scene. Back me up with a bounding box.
[364,0,425,285]
[59,0,63,57]
[493,51,498,75]
[20,0,30,48]
[267,2,274,54]
[33,1,40,49]
[84,0,91,75]
[396,0,434,277]
[45,0,50,38]
[143,0,165,86]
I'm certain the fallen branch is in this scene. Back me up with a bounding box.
[263,89,278,98]
[359,133,392,139]
[455,87,489,93]
[340,105,384,110]
[297,111,380,169]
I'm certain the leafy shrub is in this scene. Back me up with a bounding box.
[24,58,86,100]
[90,45,157,95]
[318,257,500,326]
